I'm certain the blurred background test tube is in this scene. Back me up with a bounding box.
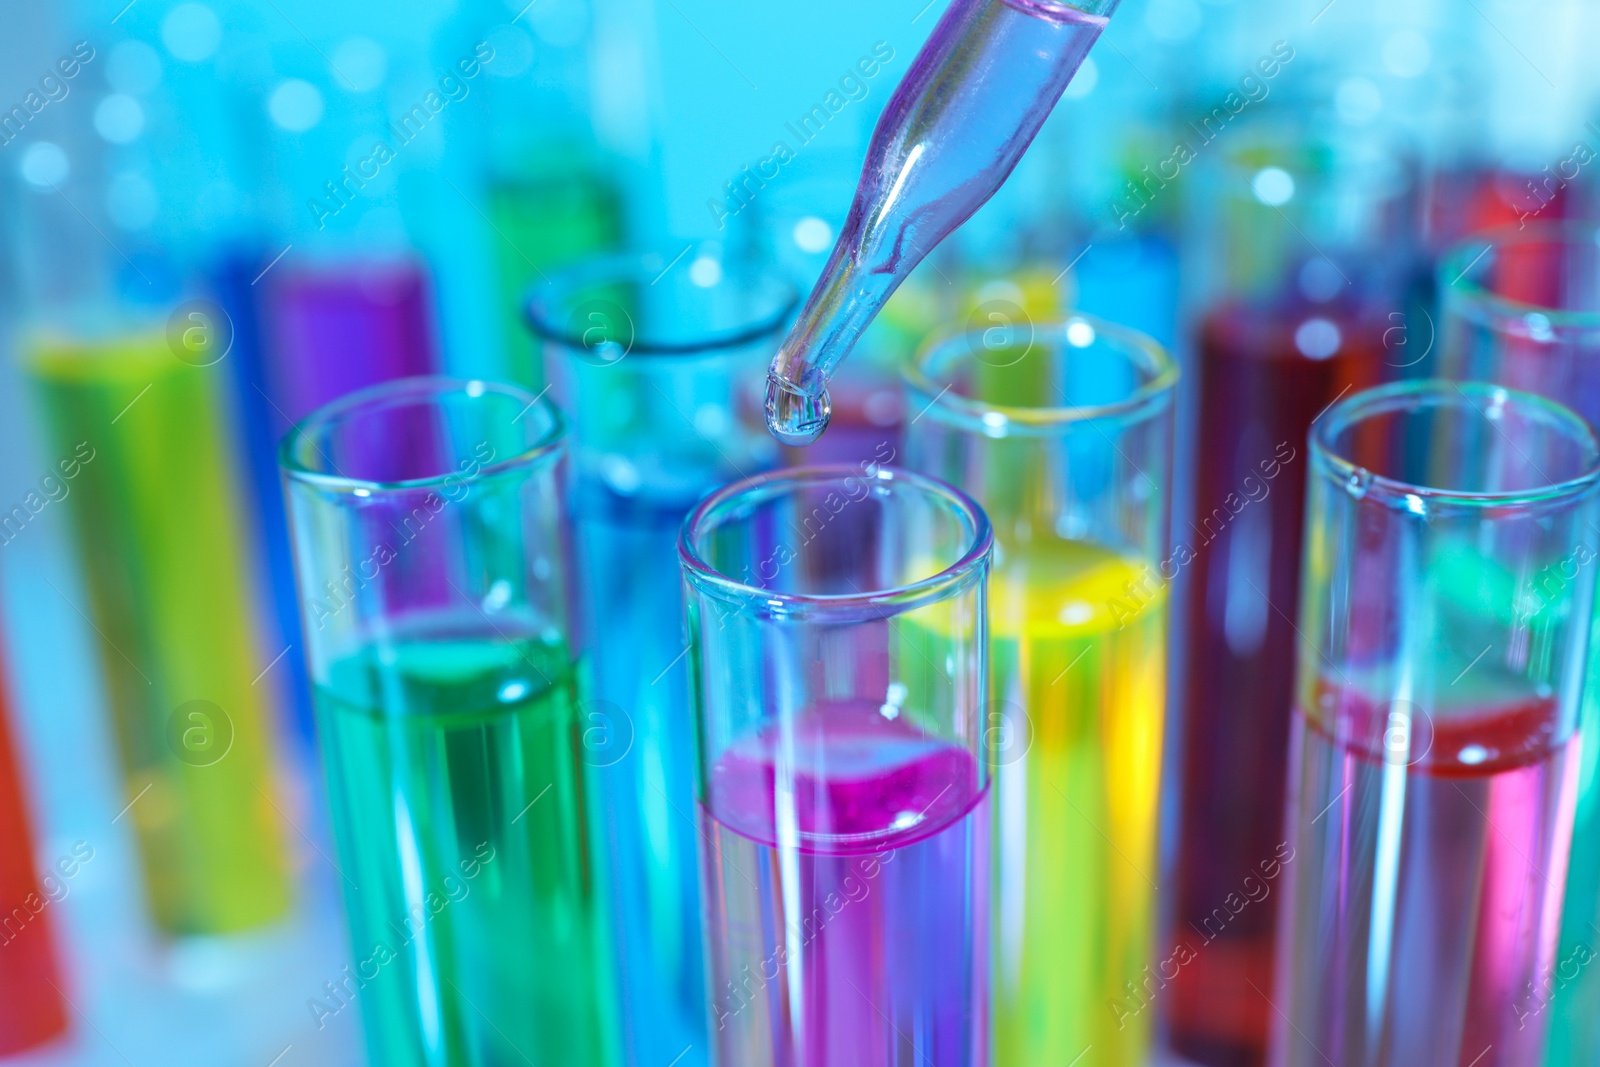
[28,328,290,937]
[1271,381,1600,1065]
[218,256,443,745]
[680,465,992,1066]
[524,245,793,1065]
[0,643,67,1055]
[1163,116,1415,1064]
[903,316,1176,1063]
[279,378,617,1066]
[1434,223,1600,1064]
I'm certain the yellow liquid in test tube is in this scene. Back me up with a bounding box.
[989,535,1165,1065]
[31,334,290,935]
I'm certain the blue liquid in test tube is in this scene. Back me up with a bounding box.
[526,246,796,1064]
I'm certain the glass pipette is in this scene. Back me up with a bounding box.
[764,0,1123,445]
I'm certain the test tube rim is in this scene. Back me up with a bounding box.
[678,463,993,619]
[278,375,566,496]
[1002,0,1121,19]
[523,246,801,358]
[902,313,1177,437]
[1310,378,1600,512]
[1440,220,1600,336]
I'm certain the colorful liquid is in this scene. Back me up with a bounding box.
[988,537,1166,1065]
[766,0,1110,444]
[490,163,625,389]
[1545,642,1600,1063]
[31,335,290,934]
[0,657,66,1054]
[313,618,617,1067]
[1419,182,1600,1065]
[268,261,438,420]
[574,479,710,1065]
[1273,683,1579,1066]
[699,700,988,1065]
[217,255,441,744]
[1169,299,1385,1064]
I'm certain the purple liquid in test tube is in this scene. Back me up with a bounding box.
[681,466,993,1066]
[215,255,443,744]
[765,0,1121,446]
[267,259,439,422]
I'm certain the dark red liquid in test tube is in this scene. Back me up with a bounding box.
[1165,293,1388,1066]
[0,654,67,1054]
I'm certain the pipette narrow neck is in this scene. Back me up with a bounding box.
[762,0,1118,447]
[764,222,905,445]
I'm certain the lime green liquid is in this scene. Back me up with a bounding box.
[314,621,617,1067]
[31,334,289,935]
[990,538,1167,1066]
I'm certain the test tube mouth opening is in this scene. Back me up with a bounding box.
[903,314,1177,438]
[1311,379,1600,511]
[679,464,993,618]
[279,375,566,495]
[523,244,800,359]
[1025,0,1122,17]
[1441,221,1600,336]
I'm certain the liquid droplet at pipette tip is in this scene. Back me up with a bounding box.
[764,373,833,447]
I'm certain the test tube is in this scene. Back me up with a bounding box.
[0,648,66,1055]
[216,255,442,745]
[1435,223,1600,1063]
[680,465,992,1065]
[280,378,616,1065]
[1166,122,1414,1064]
[1271,381,1600,1065]
[525,246,794,1064]
[29,330,290,936]
[902,316,1176,1064]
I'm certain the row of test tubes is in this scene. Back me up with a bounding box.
[8,202,1600,1067]
[234,216,1600,1065]
[4,17,1600,1067]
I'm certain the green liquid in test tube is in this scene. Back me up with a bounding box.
[281,379,618,1066]
[489,155,626,389]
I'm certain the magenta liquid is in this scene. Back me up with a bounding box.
[699,700,988,1065]
[1272,686,1579,1066]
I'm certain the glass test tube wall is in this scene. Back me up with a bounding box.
[903,316,1176,1064]
[525,246,794,1066]
[680,465,993,1066]
[1272,381,1599,1064]
[29,329,290,936]
[217,256,443,744]
[280,378,618,1066]
[1435,223,1600,1064]
[1165,117,1417,1065]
